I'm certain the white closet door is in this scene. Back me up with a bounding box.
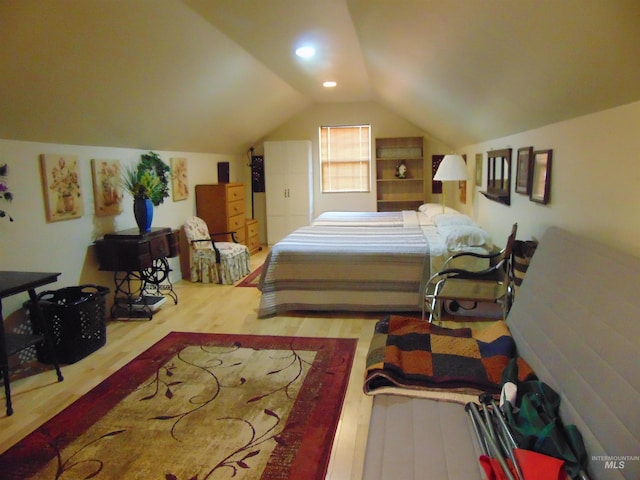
[285,141,312,222]
[264,140,312,245]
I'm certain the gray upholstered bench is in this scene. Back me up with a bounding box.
[363,227,640,480]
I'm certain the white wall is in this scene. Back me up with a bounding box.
[452,101,640,256]
[254,101,451,218]
[0,139,242,316]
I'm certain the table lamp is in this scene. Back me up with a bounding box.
[433,154,469,213]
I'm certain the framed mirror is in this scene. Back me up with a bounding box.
[530,149,552,204]
[480,148,512,205]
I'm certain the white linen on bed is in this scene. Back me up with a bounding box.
[438,225,493,251]
[312,210,424,228]
[433,213,475,227]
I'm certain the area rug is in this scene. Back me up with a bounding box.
[0,332,357,480]
[236,264,263,287]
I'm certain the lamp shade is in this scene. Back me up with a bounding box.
[434,155,468,181]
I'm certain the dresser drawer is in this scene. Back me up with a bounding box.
[228,213,246,234]
[226,184,245,202]
[246,234,260,253]
[226,199,245,218]
[246,220,259,238]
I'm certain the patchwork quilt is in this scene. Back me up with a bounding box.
[364,315,532,396]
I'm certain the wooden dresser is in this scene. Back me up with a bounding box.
[195,183,246,244]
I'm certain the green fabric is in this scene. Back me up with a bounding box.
[501,358,588,480]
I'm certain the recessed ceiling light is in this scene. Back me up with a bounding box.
[295,46,316,58]
[323,81,337,88]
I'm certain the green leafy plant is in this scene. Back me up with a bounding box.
[121,152,170,206]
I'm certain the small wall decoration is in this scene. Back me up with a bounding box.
[0,163,13,222]
[431,155,444,194]
[40,154,83,222]
[251,155,265,192]
[91,159,123,216]
[530,149,552,204]
[217,161,229,184]
[515,147,533,195]
[171,157,188,201]
[475,153,483,186]
[480,148,512,206]
[458,154,467,203]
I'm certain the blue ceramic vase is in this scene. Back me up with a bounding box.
[133,197,153,233]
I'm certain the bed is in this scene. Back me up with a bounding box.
[257,207,493,318]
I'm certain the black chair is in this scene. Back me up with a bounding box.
[423,223,518,323]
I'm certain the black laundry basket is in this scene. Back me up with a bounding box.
[25,284,110,364]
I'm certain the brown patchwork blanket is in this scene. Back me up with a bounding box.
[364,315,531,396]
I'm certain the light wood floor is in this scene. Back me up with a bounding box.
[0,248,381,479]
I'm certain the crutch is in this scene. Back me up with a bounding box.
[480,392,524,480]
[465,402,490,457]
[466,402,516,480]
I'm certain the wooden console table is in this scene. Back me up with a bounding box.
[94,228,179,319]
[0,271,64,416]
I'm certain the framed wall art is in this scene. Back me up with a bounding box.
[40,154,84,222]
[431,154,444,194]
[515,146,533,195]
[475,153,483,186]
[91,159,123,216]
[530,149,553,204]
[171,157,188,201]
[480,148,511,206]
[459,154,467,203]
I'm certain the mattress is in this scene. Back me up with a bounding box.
[363,395,483,480]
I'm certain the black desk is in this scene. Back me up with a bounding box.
[94,228,179,319]
[0,271,64,416]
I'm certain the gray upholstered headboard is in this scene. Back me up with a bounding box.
[506,227,639,480]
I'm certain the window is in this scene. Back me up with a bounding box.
[319,125,371,193]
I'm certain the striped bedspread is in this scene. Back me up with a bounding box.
[257,225,431,318]
[311,210,420,227]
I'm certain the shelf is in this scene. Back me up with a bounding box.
[376,157,423,161]
[377,198,424,203]
[375,136,425,212]
[377,178,423,182]
[480,190,511,206]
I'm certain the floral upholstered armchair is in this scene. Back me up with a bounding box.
[183,216,250,284]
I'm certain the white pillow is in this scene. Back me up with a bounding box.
[433,213,475,227]
[438,225,493,251]
[418,203,459,216]
[417,211,435,225]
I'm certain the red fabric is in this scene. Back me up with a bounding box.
[514,449,565,480]
[478,455,513,480]
[479,450,566,480]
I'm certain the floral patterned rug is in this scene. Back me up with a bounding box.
[0,332,357,479]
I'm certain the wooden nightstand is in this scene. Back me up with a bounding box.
[245,218,260,254]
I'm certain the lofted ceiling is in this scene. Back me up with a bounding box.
[1,0,640,154]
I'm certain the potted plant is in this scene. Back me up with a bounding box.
[121,152,170,233]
